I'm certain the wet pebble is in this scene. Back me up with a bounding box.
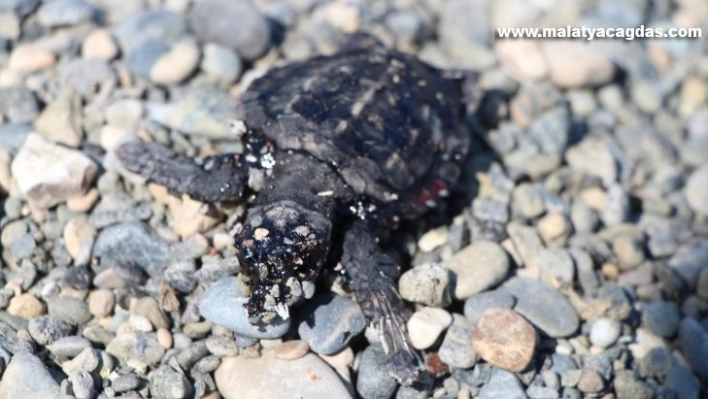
[472,308,537,372]
[297,294,366,355]
[398,263,453,307]
[443,241,510,300]
[199,277,290,339]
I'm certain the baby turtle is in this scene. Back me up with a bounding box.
[116,34,470,384]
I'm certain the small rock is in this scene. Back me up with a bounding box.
[68,369,94,399]
[407,307,452,350]
[127,40,169,80]
[478,368,526,399]
[11,133,97,209]
[398,263,453,307]
[0,86,38,124]
[678,317,708,378]
[529,249,575,285]
[297,294,366,355]
[500,277,579,338]
[215,351,352,399]
[111,374,142,393]
[511,183,545,219]
[589,318,621,348]
[275,340,310,360]
[631,81,662,114]
[63,217,96,260]
[165,194,222,239]
[443,241,510,300]
[537,212,572,247]
[8,44,55,72]
[34,88,83,147]
[542,41,615,88]
[640,347,672,378]
[613,234,645,270]
[93,221,172,279]
[106,332,165,365]
[463,291,515,324]
[613,371,654,399]
[0,353,60,399]
[82,29,119,60]
[149,364,193,399]
[113,9,189,55]
[133,296,170,330]
[201,43,242,84]
[150,41,200,84]
[642,301,680,338]
[47,336,92,358]
[190,0,271,61]
[47,296,92,325]
[37,0,95,27]
[565,136,618,187]
[685,164,708,215]
[7,293,46,319]
[602,184,630,226]
[438,314,476,369]
[496,40,548,81]
[62,347,99,374]
[28,316,74,345]
[472,308,537,372]
[199,277,290,339]
[506,222,544,266]
[664,365,699,399]
[576,368,604,393]
[356,344,397,399]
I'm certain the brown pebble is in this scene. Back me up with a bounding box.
[7,293,46,319]
[157,327,173,349]
[472,308,537,372]
[577,368,604,393]
[275,340,310,360]
[87,289,115,317]
[66,188,99,212]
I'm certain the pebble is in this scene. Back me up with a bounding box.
[678,317,708,378]
[0,11,20,39]
[165,194,222,239]
[7,292,46,319]
[442,241,510,300]
[149,364,193,399]
[356,344,397,399]
[500,277,579,338]
[537,212,572,247]
[631,81,662,114]
[511,183,546,219]
[506,222,544,266]
[133,296,170,330]
[0,86,38,124]
[407,307,452,350]
[127,40,169,80]
[0,353,60,399]
[602,184,630,226]
[684,164,708,215]
[613,371,654,399]
[112,9,189,55]
[63,216,96,260]
[11,133,97,209]
[199,277,290,339]
[46,336,92,358]
[642,301,681,338]
[472,308,537,372]
[28,316,73,345]
[589,318,621,348]
[438,314,476,369]
[496,40,548,81]
[478,368,527,399]
[111,374,141,393]
[542,41,615,88]
[106,332,165,365]
[275,340,310,360]
[398,263,453,307]
[201,43,242,84]
[190,0,271,61]
[59,59,117,100]
[8,44,56,72]
[69,370,94,399]
[530,249,575,285]
[37,0,95,27]
[82,29,118,60]
[565,136,618,187]
[463,291,515,324]
[297,294,366,355]
[613,234,645,270]
[92,221,172,279]
[34,88,83,147]
[149,41,200,84]
[577,368,604,393]
[47,296,92,325]
[664,365,700,399]
[62,347,99,374]
[215,351,352,399]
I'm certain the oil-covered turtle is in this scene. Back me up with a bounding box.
[116,34,470,384]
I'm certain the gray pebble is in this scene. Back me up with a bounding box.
[28,316,74,345]
[641,347,673,378]
[613,371,654,399]
[589,318,621,348]
[0,352,60,399]
[500,277,579,337]
[356,344,397,399]
[59,59,117,100]
[106,332,165,365]
[512,183,545,219]
[678,317,708,378]
[68,369,95,399]
[668,240,708,290]
[37,0,96,27]
[531,249,575,285]
[134,296,170,330]
[199,277,290,339]
[190,0,270,61]
[176,340,209,370]
[298,294,366,355]
[0,86,38,124]
[560,388,581,399]
[570,199,599,233]
[0,0,40,17]
[127,41,170,80]
[193,355,221,373]
[47,296,92,325]
[642,301,680,337]
[205,335,239,357]
[530,105,570,157]
[149,364,193,399]
[551,354,578,375]
[398,263,453,307]
[93,222,172,279]
[438,314,476,369]
[602,184,630,226]
[664,365,699,399]
[201,43,242,84]
[111,374,141,393]
[47,336,92,358]
[478,368,526,399]
[113,10,189,55]
[61,346,99,375]
[463,291,515,324]
[527,385,559,399]
[542,370,560,390]
[9,234,36,259]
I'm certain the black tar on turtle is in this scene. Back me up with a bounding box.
[116,34,470,384]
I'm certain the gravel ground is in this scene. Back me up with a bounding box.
[0,0,707,398]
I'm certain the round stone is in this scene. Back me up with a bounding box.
[82,29,119,60]
[443,241,510,300]
[407,307,453,350]
[589,318,621,348]
[398,263,453,307]
[297,294,366,355]
[149,41,200,84]
[8,44,56,72]
[642,301,680,338]
[472,308,537,372]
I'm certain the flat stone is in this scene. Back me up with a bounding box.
[215,351,352,399]
[106,332,165,365]
[472,308,537,372]
[8,44,55,72]
[37,0,95,27]
[463,290,515,325]
[443,241,510,300]
[275,340,310,360]
[356,344,397,399]
[398,263,453,307]
[34,88,83,147]
[0,353,60,399]
[199,277,290,339]
[407,307,452,350]
[11,133,97,209]
[297,294,366,355]
[438,314,476,369]
[642,300,680,338]
[500,277,579,338]
[478,368,526,399]
[82,29,118,60]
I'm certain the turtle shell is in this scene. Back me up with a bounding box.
[238,35,469,209]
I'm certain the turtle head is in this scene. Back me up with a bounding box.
[237,202,332,322]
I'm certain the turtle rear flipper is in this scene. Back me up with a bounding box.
[341,221,421,385]
[115,141,248,203]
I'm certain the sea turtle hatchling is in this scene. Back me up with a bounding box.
[116,34,471,384]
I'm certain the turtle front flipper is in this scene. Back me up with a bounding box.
[341,220,421,385]
[115,141,249,203]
